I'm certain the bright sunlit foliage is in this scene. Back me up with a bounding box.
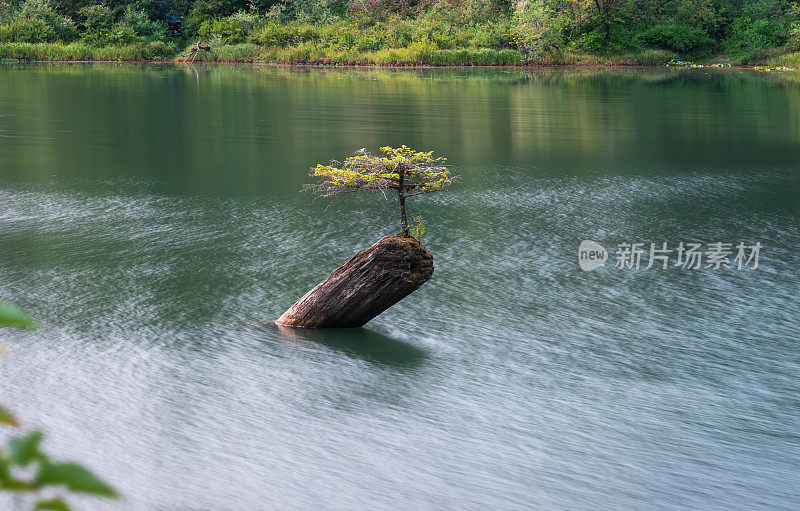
[305,145,456,236]
[306,145,454,197]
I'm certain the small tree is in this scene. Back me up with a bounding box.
[305,146,456,237]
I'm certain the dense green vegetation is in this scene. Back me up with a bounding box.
[1,0,800,65]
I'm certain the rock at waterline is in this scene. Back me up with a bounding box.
[276,234,433,328]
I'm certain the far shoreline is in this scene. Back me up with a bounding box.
[1,59,791,72]
[2,40,797,71]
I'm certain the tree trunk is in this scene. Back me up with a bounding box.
[397,166,409,236]
[399,192,408,237]
[276,234,433,328]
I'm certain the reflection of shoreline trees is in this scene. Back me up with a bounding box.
[11,62,800,85]
[3,65,800,195]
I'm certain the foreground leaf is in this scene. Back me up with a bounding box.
[0,302,37,329]
[35,462,118,498]
[0,454,11,484]
[35,498,72,511]
[10,430,44,466]
[0,478,34,491]
[0,405,18,427]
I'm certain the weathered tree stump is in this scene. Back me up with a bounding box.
[276,234,433,328]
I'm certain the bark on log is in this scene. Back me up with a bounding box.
[276,234,433,328]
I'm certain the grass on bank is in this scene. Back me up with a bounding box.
[0,40,175,61]
[0,41,680,65]
[770,51,800,68]
[0,39,682,66]
[188,42,523,65]
[7,40,800,68]
[0,40,525,64]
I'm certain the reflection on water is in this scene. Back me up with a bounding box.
[0,64,799,511]
[273,324,427,368]
[3,64,800,196]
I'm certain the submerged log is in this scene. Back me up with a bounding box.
[276,234,433,328]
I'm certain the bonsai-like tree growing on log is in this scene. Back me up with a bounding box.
[304,146,455,237]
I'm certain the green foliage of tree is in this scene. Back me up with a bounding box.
[279,0,348,22]
[723,15,792,61]
[77,4,114,32]
[0,0,76,43]
[76,3,114,43]
[0,18,55,43]
[514,0,567,60]
[184,0,249,33]
[410,215,428,244]
[121,6,169,41]
[248,20,316,45]
[199,15,249,43]
[586,0,625,42]
[639,21,714,53]
[787,21,800,52]
[305,146,456,236]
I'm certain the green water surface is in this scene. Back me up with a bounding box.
[1,64,799,510]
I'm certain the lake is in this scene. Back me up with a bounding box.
[1,64,799,510]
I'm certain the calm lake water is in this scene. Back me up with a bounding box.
[1,64,799,510]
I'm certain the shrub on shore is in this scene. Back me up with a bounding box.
[0,0,77,43]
